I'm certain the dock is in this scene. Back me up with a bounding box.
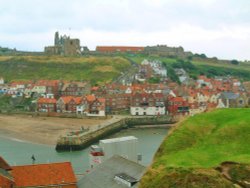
[55,116,175,151]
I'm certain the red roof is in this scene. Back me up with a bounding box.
[153,93,164,98]
[169,96,185,102]
[0,175,14,187]
[35,80,59,87]
[97,98,105,103]
[73,97,83,104]
[10,80,33,86]
[11,162,77,187]
[91,86,99,91]
[60,96,74,104]
[0,156,12,171]
[85,95,96,102]
[37,98,57,104]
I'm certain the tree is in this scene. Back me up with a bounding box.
[231,59,239,65]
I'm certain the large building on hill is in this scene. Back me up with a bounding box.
[144,45,193,58]
[96,46,144,53]
[95,45,192,58]
[45,31,82,56]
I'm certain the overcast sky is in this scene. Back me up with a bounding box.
[0,0,250,60]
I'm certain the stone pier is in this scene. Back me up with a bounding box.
[55,116,175,151]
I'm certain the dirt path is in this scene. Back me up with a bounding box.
[0,114,112,145]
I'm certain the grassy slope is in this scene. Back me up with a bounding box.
[128,54,250,80]
[0,56,131,84]
[140,109,250,188]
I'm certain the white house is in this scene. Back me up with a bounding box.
[130,105,165,116]
[0,77,4,84]
[130,93,165,116]
[32,85,46,95]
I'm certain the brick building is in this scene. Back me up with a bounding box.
[130,93,165,116]
[37,98,57,112]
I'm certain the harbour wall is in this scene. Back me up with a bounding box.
[56,116,175,151]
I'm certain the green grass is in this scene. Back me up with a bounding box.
[139,109,250,188]
[127,55,181,64]
[127,54,250,81]
[0,56,131,85]
[193,59,250,72]
[0,95,11,109]
[155,109,250,168]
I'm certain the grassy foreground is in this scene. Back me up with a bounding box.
[0,56,131,84]
[139,109,250,188]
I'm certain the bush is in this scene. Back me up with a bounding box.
[231,59,239,65]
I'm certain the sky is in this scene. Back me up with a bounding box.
[0,0,250,60]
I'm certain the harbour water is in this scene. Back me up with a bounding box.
[0,128,168,174]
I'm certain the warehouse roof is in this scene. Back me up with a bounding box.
[100,136,137,144]
[77,155,146,188]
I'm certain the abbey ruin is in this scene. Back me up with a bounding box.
[44,31,82,56]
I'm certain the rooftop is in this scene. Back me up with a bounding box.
[100,136,138,144]
[0,156,12,171]
[77,155,146,188]
[115,173,138,183]
[11,162,76,187]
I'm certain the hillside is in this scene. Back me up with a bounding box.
[0,56,131,84]
[1,54,250,85]
[127,54,250,81]
[139,109,250,188]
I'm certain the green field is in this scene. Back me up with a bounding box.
[139,109,250,188]
[0,56,131,85]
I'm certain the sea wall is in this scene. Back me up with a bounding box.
[55,116,175,151]
[56,119,126,151]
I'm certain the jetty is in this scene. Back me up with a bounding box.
[55,116,175,151]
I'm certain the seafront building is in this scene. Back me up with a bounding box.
[78,155,146,188]
[89,136,139,169]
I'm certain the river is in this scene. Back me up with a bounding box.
[0,128,168,174]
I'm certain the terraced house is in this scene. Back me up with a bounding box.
[130,93,165,116]
[37,98,57,112]
[60,82,90,96]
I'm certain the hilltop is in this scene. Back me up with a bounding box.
[0,56,130,85]
[139,109,250,188]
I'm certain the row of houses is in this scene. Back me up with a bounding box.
[37,95,105,116]
[0,80,90,98]
[2,74,250,116]
[37,89,250,117]
[135,59,167,82]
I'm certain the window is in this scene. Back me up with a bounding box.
[239,100,244,105]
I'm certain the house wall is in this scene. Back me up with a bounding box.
[87,110,105,117]
[76,105,87,114]
[37,103,56,112]
[130,106,165,116]
[0,78,4,84]
[32,86,46,94]
[56,99,66,112]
